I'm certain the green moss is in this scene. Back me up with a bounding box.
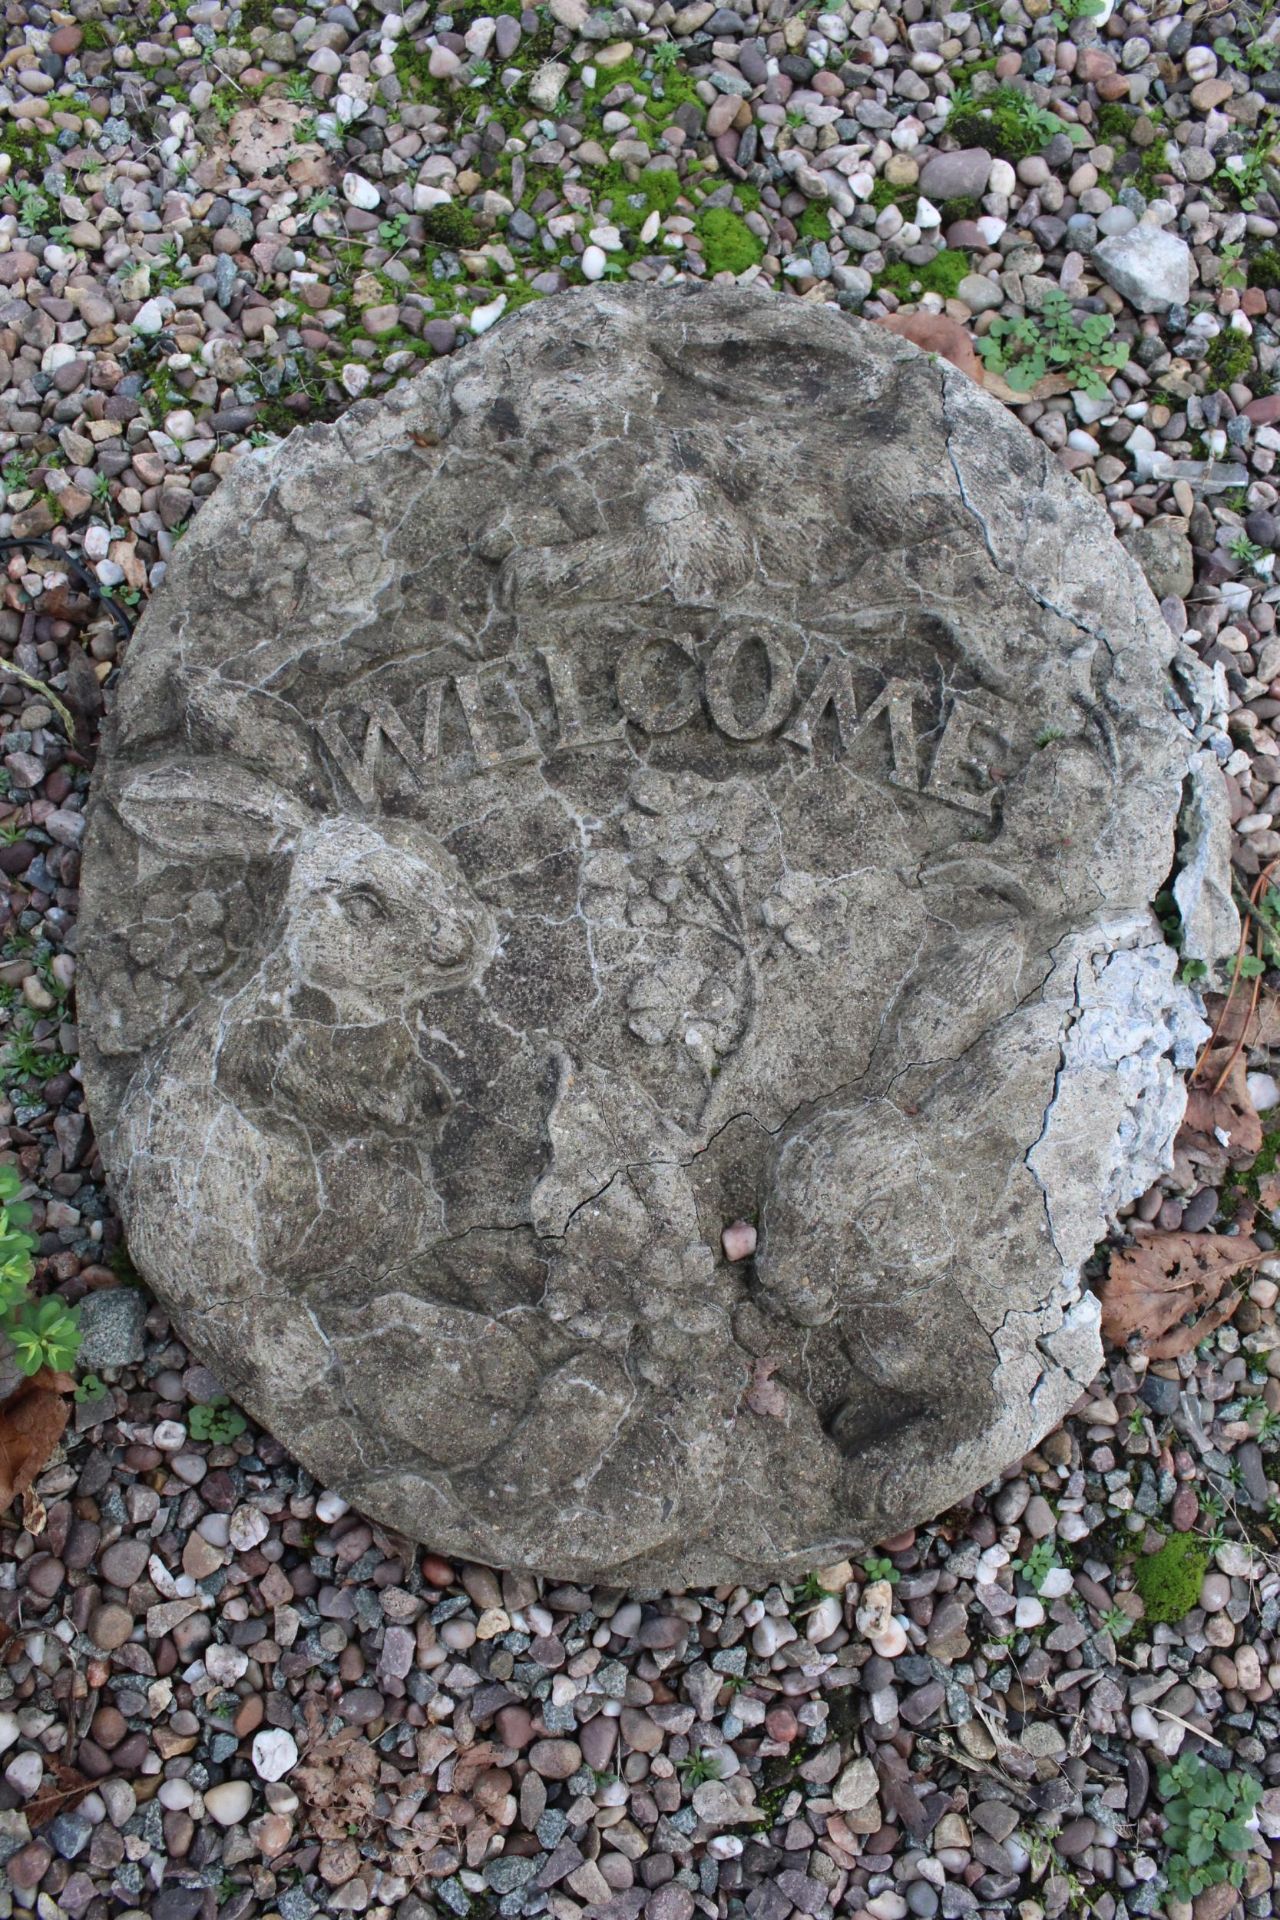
[647,66,702,111]
[581,56,643,108]
[734,182,761,213]
[950,56,998,89]
[876,247,969,302]
[1095,101,1133,148]
[0,119,36,177]
[1250,243,1280,290]
[1090,106,1128,152]
[947,86,1064,163]
[598,162,682,219]
[939,195,980,225]
[236,0,274,32]
[1205,328,1256,389]
[80,19,110,50]
[1134,1534,1209,1626]
[695,205,764,276]
[870,176,919,213]
[796,201,832,240]
[420,203,480,249]
[394,41,449,104]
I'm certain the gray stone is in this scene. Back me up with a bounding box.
[81,287,1210,1588]
[957,273,1003,313]
[1122,524,1194,603]
[1092,226,1192,313]
[76,1286,147,1367]
[918,147,993,202]
[1173,748,1240,979]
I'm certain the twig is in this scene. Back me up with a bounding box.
[1192,855,1280,1096]
[1150,1706,1225,1749]
[0,664,76,742]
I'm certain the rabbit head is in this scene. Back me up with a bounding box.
[113,764,496,1028]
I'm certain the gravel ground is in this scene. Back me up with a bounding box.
[4,1,1280,1918]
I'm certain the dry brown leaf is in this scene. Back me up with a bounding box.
[1182,1048,1263,1166]
[1101,1232,1268,1358]
[27,1759,98,1830]
[874,312,983,384]
[0,1371,70,1515]
[452,1741,505,1792]
[1204,986,1280,1052]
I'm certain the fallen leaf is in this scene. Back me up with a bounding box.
[0,1372,70,1515]
[451,1742,506,1792]
[1101,1232,1268,1358]
[27,1759,97,1830]
[1204,986,1280,1052]
[1182,1046,1263,1166]
[745,1357,788,1418]
[981,369,1077,404]
[875,311,983,384]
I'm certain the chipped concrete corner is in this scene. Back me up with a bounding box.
[79,287,1216,1586]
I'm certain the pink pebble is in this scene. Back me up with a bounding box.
[722,1220,757,1262]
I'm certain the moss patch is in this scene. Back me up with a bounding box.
[597,162,682,219]
[419,203,480,249]
[1134,1534,1209,1626]
[1249,243,1280,291]
[796,202,832,241]
[695,206,764,276]
[876,247,969,302]
[948,86,1062,163]
[1205,328,1256,389]
[1095,101,1133,148]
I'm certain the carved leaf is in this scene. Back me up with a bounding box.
[1101,1233,1268,1359]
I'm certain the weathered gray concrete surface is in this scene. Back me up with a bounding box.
[80,286,1207,1584]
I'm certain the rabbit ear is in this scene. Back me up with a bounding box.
[112,762,310,862]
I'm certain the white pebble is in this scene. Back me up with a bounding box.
[0,1710,20,1755]
[471,293,507,335]
[153,1419,186,1451]
[203,1779,253,1826]
[582,245,607,282]
[342,172,381,211]
[1039,1566,1074,1599]
[5,1749,43,1796]
[205,1643,249,1685]
[315,1491,349,1523]
[870,1619,908,1658]
[856,1579,894,1639]
[751,1614,795,1657]
[805,1594,843,1642]
[1014,1596,1045,1629]
[252,1729,299,1781]
[228,1505,270,1551]
[158,1779,195,1811]
[131,297,169,335]
[1248,1072,1280,1112]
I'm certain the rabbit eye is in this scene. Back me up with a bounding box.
[339,887,389,926]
